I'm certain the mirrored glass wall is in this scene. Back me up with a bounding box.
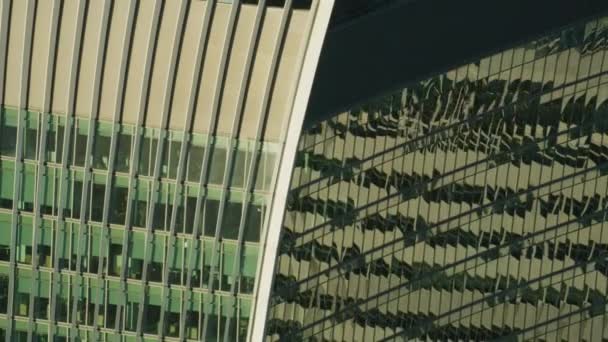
[269,15,608,342]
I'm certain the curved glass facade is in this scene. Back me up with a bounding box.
[268,15,608,341]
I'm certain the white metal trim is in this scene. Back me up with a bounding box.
[249,0,335,340]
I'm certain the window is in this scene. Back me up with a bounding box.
[222,243,237,291]
[105,301,118,329]
[72,119,89,167]
[124,296,139,332]
[148,235,165,283]
[230,147,248,188]
[161,133,182,179]
[92,122,113,170]
[165,310,181,337]
[240,246,258,294]
[109,177,129,225]
[205,313,219,341]
[89,175,106,222]
[222,201,242,240]
[54,285,69,322]
[17,220,33,265]
[14,270,31,317]
[127,231,145,280]
[255,150,277,191]
[177,187,198,234]
[108,243,123,277]
[138,128,159,177]
[34,296,49,320]
[0,108,18,157]
[67,171,84,219]
[208,144,227,185]
[0,272,8,314]
[20,164,36,212]
[204,199,220,237]
[23,111,39,160]
[45,116,65,164]
[0,160,14,209]
[115,127,132,173]
[186,135,205,182]
[132,180,149,228]
[244,202,263,242]
[0,245,8,261]
[40,166,58,215]
[184,309,200,339]
[143,303,161,334]
[152,183,175,231]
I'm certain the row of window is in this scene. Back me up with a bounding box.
[0,267,250,340]
[0,162,266,241]
[0,108,278,192]
[0,215,259,293]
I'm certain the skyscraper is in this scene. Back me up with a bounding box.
[3,0,608,341]
[0,0,333,340]
[266,12,608,342]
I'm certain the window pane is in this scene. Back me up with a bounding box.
[45,116,65,164]
[68,173,83,220]
[90,177,105,222]
[243,203,262,243]
[187,136,205,183]
[14,270,31,317]
[230,148,247,188]
[72,119,89,167]
[181,190,198,235]
[41,167,57,215]
[0,108,18,157]
[108,240,123,277]
[204,199,220,237]
[132,180,149,228]
[92,122,112,170]
[208,145,226,185]
[109,177,129,225]
[255,151,276,191]
[138,129,158,177]
[127,232,144,280]
[115,127,132,173]
[0,272,8,314]
[24,111,39,160]
[0,160,15,209]
[20,164,36,212]
[221,201,242,240]
[161,136,181,179]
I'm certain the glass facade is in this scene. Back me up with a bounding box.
[0,0,333,339]
[0,108,280,341]
[268,16,608,341]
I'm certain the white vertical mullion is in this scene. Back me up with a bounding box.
[249,0,335,340]
[135,0,189,338]
[92,0,138,337]
[224,0,294,340]
[196,1,241,340]
[69,1,112,340]
[49,0,86,321]
[148,0,214,337]
[115,0,162,331]
[21,0,48,339]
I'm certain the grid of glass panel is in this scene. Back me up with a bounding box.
[268,16,608,341]
[0,108,280,341]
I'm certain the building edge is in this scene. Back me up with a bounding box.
[249,0,335,340]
